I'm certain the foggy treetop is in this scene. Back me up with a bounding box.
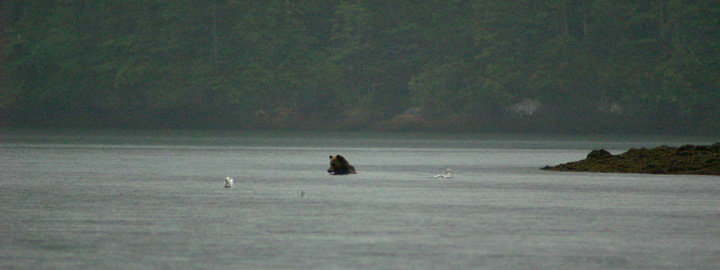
[2,0,719,134]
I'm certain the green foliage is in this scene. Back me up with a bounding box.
[1,0,718,133]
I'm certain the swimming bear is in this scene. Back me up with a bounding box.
[327,154,357,175]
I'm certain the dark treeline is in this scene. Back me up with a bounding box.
[1,0,719,134]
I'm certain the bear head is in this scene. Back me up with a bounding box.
[327,154,357,175]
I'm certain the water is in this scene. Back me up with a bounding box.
[1,129,719,269]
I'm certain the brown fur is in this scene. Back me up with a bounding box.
[327,154,356,175]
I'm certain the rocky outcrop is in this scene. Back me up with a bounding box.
[542,143,720,175]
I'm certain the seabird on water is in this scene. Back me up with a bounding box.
[433,169,454,179]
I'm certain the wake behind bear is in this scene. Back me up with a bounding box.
[327,154,357,175]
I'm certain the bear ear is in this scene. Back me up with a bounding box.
[329,155,333,159]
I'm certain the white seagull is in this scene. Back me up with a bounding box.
[224,176,234,188]
[433,169,454,179]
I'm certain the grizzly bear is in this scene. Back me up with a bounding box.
[327,154,357,175]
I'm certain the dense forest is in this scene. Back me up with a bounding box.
[1,0,719,134]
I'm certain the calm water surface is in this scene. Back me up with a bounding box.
[1,129,719,269]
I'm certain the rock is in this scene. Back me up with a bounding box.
[541,143,720,176]
[586,149,612,160]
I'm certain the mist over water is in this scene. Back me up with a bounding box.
[2,130,719,269]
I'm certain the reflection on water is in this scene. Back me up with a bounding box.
[1,129,719,269]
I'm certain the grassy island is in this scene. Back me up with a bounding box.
[542,143,720,176]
